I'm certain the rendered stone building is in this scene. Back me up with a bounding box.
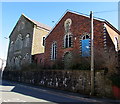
[6,14,51,70]
[44,11,120,69]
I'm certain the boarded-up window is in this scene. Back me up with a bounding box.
[81,35,90,57]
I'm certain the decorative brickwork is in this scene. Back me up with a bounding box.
[44,11,109,67]
[103,24,107,52]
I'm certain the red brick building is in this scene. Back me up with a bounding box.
[33,53,44,66]
[43,11,120,69]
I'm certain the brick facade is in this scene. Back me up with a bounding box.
[6,11,120,70]
[33,53,44,65]
[44,11,119,68]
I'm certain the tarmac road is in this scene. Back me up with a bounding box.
[0,80,120,104]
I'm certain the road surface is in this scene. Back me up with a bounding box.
[0,80,119,103]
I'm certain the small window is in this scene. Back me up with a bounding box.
[86,35,89,39]
[40,58,42,63]
[115,37,119,51]
[82,35,89,40]
[83,36,86,40]
[43,37,45,46]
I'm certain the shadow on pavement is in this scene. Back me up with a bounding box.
[2,80,120,104]
[2,80,85,103]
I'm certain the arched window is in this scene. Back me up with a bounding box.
[11,57,15,67]
[115,37,119,51]
[51,42,57,60]
[15,56,21,68]
[15,57,19,67]
[40,58,42,63]
[25,53,29,61]
[64,33,72,48]
[14,34,23,51]
[9,41,14,52]
[42,37,45,46]
[24,34,30,47]
[81,34,90,57]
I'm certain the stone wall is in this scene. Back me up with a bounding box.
[6,15,34,70]
[3,70,113,98]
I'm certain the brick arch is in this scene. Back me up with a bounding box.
[62,51,73,69]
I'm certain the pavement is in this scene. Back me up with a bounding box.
[0,80,120,104]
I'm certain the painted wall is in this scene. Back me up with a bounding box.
[105,24,120,51]
[31,26,49,55]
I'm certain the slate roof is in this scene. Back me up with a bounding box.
[22,14,52,31]
[9,14,52,38]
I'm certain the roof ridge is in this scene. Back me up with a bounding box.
[66,10,119,34]
[66,9,106,22]
[45,10,119,39]
[21,14,51,31]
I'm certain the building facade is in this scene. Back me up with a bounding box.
[6,11,120,70]
[6,14,51,70]
[44,11,120,69]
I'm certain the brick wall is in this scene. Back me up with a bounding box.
[33,53,44,65]
[44,11,106,67]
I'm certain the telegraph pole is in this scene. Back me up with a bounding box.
[90,11,95,95]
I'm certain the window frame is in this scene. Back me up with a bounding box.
[24,33,30,47]
[115,37,119,51]
[51,42,57,60]
[42,37,45,46]
[81,34,90,57]
[64,33,72,48]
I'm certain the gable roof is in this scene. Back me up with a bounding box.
[9,14,51,38]
[45,10,120,39]
[22,14,52,31]
[104,20,120,35]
